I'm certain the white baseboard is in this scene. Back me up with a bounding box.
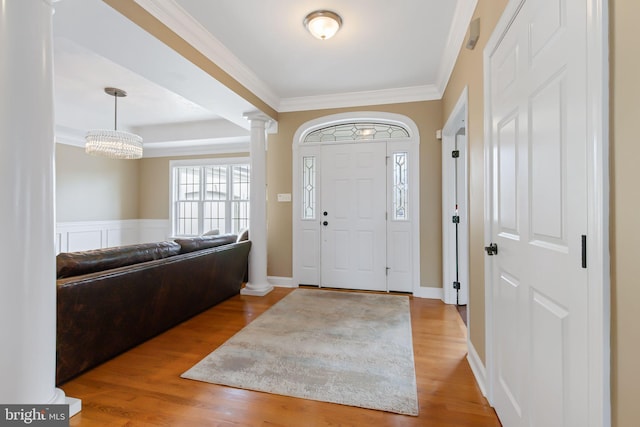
[268,276,297,288]
[467,338,488,398]
[412,286,444,300]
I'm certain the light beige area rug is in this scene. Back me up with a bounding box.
[181,289,419,416]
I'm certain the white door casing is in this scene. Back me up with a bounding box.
[483,0,609,426]
[292,112,420,293]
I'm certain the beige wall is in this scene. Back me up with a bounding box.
[56,145,250,223]
[610,1,640,425]
[138,152,249,219]
[138,156,170,220]
[267,101,443,287]
[55,144,140,221]
[441,0,509,366]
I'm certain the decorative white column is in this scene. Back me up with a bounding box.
[0,0,80,415]
[241,112,274,296]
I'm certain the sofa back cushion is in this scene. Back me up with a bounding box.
[236,228,249,242]
[174,233,237,254]
[56,241,181,279]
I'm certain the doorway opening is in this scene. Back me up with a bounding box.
[442,88,470,313]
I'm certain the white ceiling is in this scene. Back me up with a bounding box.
[52,0,477,157]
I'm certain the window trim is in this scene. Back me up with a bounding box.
[169,157,250,237]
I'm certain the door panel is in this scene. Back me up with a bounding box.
[301,229,319,269]
[496,271,523,422]
[497,113,520,237]
[530,74,566,245]
[321,143,386,291]
[530,290,568,427]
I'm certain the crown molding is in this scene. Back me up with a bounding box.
[55,125,85,147]
[133,0,280,111]
[55,125,250,158]
[435,0,478,94]
[278,85,442,113]
[143,140,250,158]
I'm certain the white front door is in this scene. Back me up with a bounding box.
[487,0,589,426]
[320,142,387,291]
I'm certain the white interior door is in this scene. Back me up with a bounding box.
[487,0,589,426]
[320,142,387,291]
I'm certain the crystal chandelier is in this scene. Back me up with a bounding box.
[85,87,143,159]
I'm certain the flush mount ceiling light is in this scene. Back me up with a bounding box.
[85,87,143,159]
[304,10,342,40]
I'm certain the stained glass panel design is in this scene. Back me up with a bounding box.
[302,156,316,219]
[304,122,409,143]
[393,152,408,221]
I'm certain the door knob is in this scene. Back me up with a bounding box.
[322,221,329,226]
[323,211,328,216]
[484,243,498,256]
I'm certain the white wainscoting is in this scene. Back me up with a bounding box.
[56,219,172,253]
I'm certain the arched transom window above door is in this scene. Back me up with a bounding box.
[303,122,410,143]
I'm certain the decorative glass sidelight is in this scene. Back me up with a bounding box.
[393,152,408,220]
[304,122,409,143]
[302,156,316,219]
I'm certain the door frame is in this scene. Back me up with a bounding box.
[292,112,420,294]
[482,0,610,425]
[442,87,470,306]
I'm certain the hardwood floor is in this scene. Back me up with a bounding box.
[62,288,500,426]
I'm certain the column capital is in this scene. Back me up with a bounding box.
[243,111,273,124]
[244,111,278,134]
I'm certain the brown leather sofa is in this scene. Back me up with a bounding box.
[55,234,250,385]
